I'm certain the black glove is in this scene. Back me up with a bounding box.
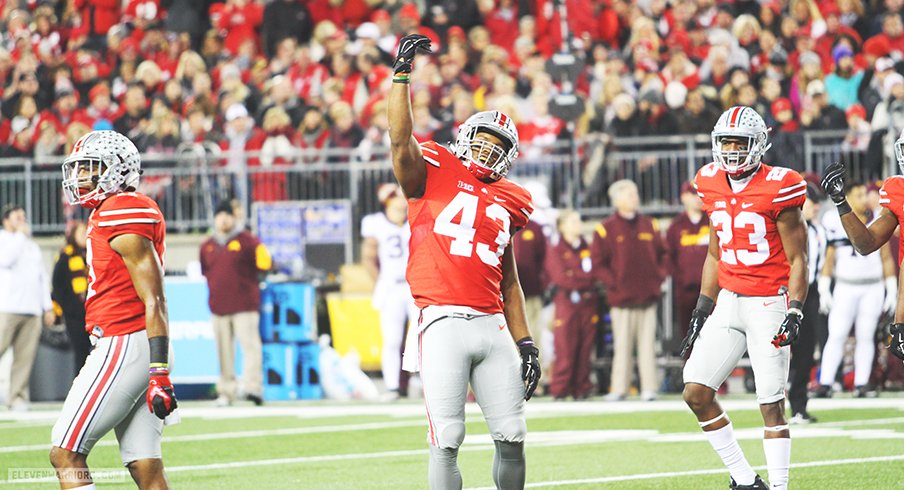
[680,309,708,359]
[821,162,851,214]
[393,34,432,74]
[517,337,540,401]
[772,309,802,348]
[889,323,904,361]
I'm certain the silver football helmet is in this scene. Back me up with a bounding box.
[896,128,904,175]
[453,110,519,182]
[62,130,142,208]
[711,106,771,175]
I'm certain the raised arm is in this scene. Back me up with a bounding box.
[822,161,898,255]
[388,35,432,199]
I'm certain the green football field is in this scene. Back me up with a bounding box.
[1,396,902,489]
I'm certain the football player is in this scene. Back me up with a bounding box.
[50,130,177,489]
[681,106,809,490]
[820,129,904,364]
[816,182,896,398]
[388,34,540,490]
[360,183,418,400]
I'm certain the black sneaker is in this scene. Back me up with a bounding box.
[813,385,833,398]
[854,385,877,398]
[730,475,768,489]
[247,394,264,406]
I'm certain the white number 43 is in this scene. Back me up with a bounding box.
[434,191,511,266]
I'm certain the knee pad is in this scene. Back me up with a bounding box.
[436,422,466,449]
[491,416,527,443]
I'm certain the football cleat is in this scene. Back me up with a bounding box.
[812,385,832,398]
[730,475,768,489]
[854,385,877,398]
[790,412,818,425]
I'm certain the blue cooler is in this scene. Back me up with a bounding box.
[260,283,316,342]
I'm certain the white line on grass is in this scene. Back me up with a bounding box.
[465,454,904,489]
[3,448,902,486]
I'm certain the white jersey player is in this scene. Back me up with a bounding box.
[361,184,418,399]
[816,182,896,397]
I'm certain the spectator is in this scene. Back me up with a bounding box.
[213,0,265,55]
[591,180,667,401]
[220,103,266,202]
[51,220,91,372]
[788,183,827,424]
[801,79,848,129]
[665,182,709,351]
[842,103,872,152]
[545,209,598,400]
[825,44,865,111]
[200,200,272,406]
[255,106,294,202]
[326,101,364,163]
[766,97,805,170]
[114,83,150,139]
[73,0,122,49]
[262,0,314,58]
[0,204,54,411]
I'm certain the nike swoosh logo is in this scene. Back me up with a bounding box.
[742,203,754,209]
[763,301,776,307]
[499,324,507,331]
[494,196,507,203]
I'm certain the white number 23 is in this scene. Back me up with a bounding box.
[709,210,769,266]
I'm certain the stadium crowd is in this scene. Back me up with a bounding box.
[0,0,901,179]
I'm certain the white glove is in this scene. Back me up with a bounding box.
[883,277,897,315]
[818,276,833,315]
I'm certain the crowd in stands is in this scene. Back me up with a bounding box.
[0,0,902,178]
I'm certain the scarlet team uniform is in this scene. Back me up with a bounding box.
[684,162,807,403]
[880,176,904,263]
[404,141,533,449]
[52,192,168,462]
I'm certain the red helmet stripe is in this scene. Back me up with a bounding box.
[728,107,742,128]
[498,113,508,126]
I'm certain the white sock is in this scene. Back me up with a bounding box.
[704,422,757,485]
[71,485,96,490]
[763,437,791,489]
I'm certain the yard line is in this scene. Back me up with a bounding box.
[4,446,902,486]
[465,454,904,489]
[3,415,904,454]
[0,419,426,454]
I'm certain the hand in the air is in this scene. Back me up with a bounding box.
[393,34,432,75]
[820,162,847,205]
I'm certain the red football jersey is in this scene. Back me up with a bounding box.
[407,141,534,313]
[695,163,806,296]
[85,192,166,337]
[879,176,904,265]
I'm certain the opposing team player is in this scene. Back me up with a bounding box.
[820,129,904,363]
[361,183,418,400]
[388,34,540,490]
[816,182,896,397]
[51,130,177,489]
[681,106,809,490]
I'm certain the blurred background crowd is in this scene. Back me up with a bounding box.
[0,0,900,179]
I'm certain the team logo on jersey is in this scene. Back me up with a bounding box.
[715,201,727,209]
[457,181,474,192]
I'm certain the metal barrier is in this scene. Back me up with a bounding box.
[0,129,895,234]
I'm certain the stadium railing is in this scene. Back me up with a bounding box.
[0,129,890,235]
